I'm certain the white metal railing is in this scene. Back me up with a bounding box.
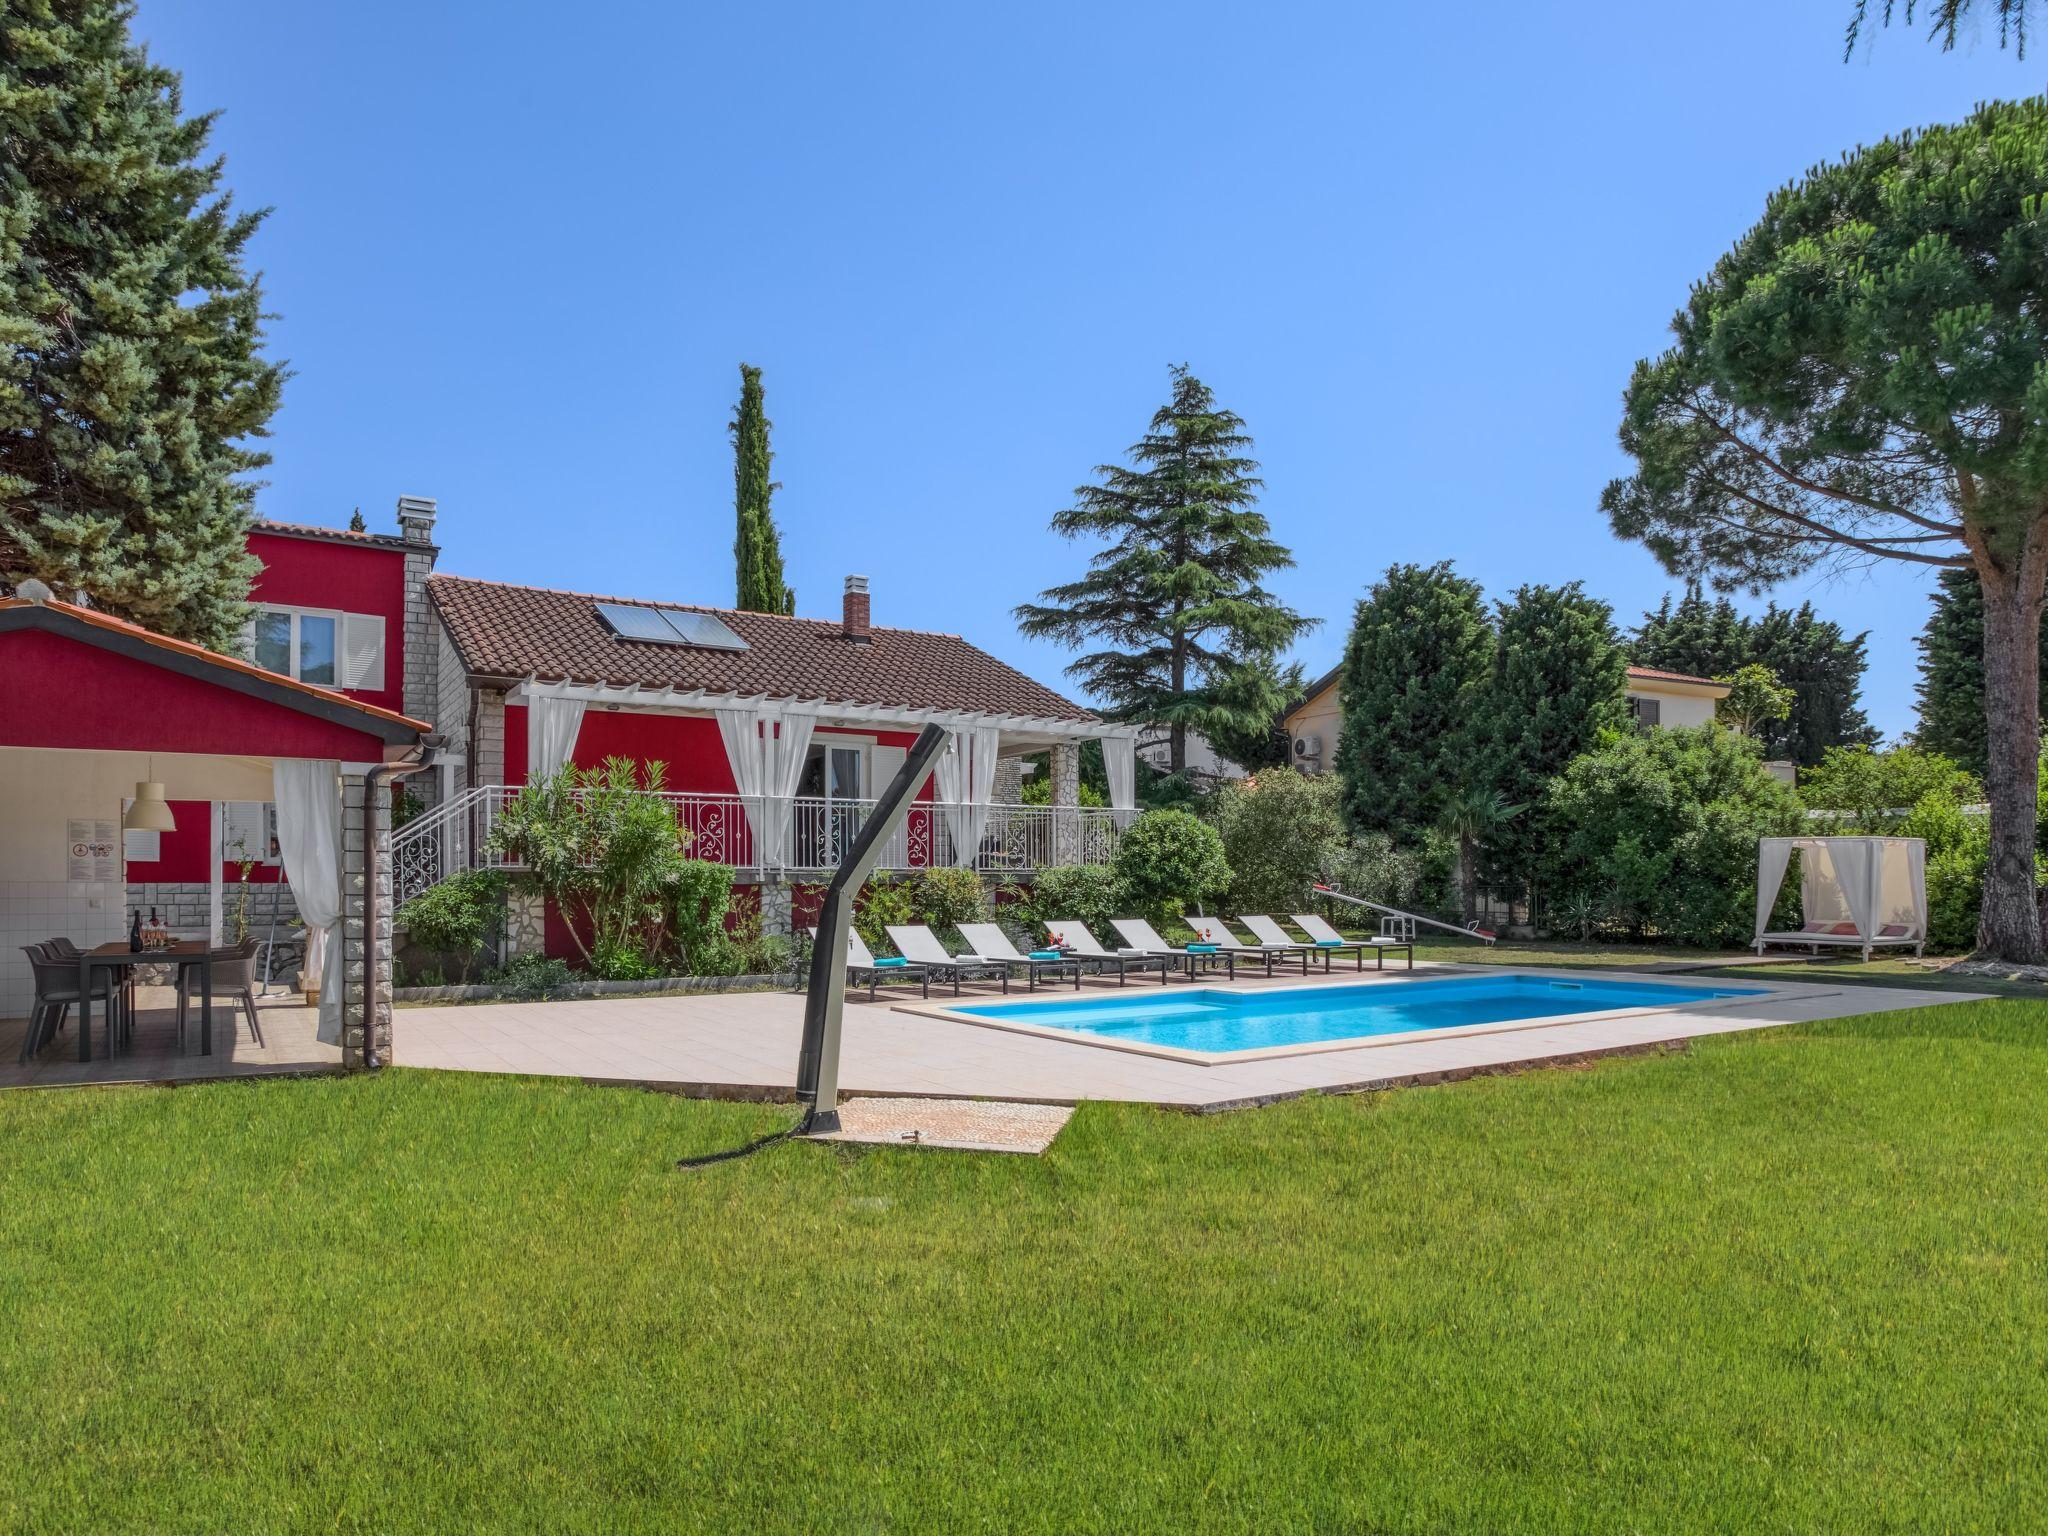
[393,786,1121,907]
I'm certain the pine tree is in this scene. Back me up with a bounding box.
[347,508,366,532]
[1913,567,2048,776]
[1015,366,1314,774]
[0,0,282,649]
[1334,562,1494,843]
[1483,582,1629,891]
[730,364,792,614]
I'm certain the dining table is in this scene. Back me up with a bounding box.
[75,941,214,1061]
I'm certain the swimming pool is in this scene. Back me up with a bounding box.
[947,973,1767,1058]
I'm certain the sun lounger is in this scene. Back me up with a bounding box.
[1239,914,1349,972]
[955,923,1084,991]
[1754,920,1923,962]
[1043,921,1172,985]
[816,927,931,1000]
[1183,915,1312,976]
[1110,918,1237,981]
[1292,911,1412,970]
[884,925,1011,994]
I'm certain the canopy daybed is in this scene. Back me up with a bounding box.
[1753,836,1927,962]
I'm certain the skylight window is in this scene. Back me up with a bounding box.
[595,602,748,651]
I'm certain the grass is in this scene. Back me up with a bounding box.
[2,999,2045,1532]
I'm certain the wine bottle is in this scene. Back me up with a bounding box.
[128,909,143,952]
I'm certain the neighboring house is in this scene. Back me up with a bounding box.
[1134,727,1245,784]
[1280,663,1735,772]
[1621,665,1730,728]
[121,501,1135,958]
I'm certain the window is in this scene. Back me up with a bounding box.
[221,802,279,866]
[1628,695,1661,728]
[246,606,384,690]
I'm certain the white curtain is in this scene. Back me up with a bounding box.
[273,759,344,1045]
[1103,733,1137,829]
[527,694,587,781]
[716,704,815,869]
[1835,840,1879,939]
[936,726,1001,867]
[1754,838,1793,944]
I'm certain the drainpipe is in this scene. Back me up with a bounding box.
[362,739,439,1069]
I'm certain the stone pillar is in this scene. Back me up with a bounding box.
[339,772,394,1069]
[991,757,1024,807]
[1050,742,1081,867]
[397,497,440,794]
[503,890,547,959]
[758,879,793,940]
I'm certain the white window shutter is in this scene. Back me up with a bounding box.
[221,802,268,863]
[341,613,386,691]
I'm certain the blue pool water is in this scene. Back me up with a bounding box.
[952,974,1766,1055]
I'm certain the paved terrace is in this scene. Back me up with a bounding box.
[392,965,1976,1111]
[0,965,1983,1107]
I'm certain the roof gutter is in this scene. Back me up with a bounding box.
[361,738,439,1069]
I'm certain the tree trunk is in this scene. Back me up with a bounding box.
[1169,635,1188,776]
[1974,557,2045,961]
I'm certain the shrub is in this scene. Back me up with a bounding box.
[488,758,692,973]
[1019,863,1121,941]
[1319,829,1454,919]
[1899,787,1992,952]
[496,953,576,1000]
[394,868,504,984]
[910,867,987,932]
[852,875,917,955]
[1799,745,1981,822]
[588,936,664,982]
[1541,725,1803,946]
[1112,809,1231,923]
[667,860,737,975]
[1208,769,1346,915]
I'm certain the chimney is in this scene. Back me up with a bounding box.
[396,494,438,545]
[842,574,871,643]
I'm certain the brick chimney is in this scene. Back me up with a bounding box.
[842,574,871,643]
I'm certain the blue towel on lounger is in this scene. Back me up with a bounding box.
[873,956,907,968]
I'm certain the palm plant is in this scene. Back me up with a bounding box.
[1441,788,1523,925]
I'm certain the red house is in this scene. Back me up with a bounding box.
[111,499,1134,964]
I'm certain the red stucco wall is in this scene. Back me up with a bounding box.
[246,530,408,716]
[0,629,394,761]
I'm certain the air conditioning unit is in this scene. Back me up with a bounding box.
[1293,733,1323,760]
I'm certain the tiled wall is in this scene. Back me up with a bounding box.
[0,878,129,1023]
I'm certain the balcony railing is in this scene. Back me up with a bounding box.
[394,786,1122,908]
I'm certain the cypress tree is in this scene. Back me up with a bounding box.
[1015,366,1314,774]
[1483,582,1629,889]
[1334,562,1494,843]
[0,0,282,649]
[730,364,792,614]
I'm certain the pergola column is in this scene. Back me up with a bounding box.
[339,770,396,1069]
[1050,742,1081,866]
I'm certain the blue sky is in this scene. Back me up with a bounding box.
[140,1,2041,740]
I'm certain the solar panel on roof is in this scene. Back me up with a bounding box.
[596,602,684,643]
[594,601,749,651]
[660,609,748,651]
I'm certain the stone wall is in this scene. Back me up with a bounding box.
[126,880,301,940]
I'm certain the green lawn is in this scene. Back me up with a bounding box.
[2,1001,2044,1532]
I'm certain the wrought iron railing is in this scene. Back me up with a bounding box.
[393,786,1121,907]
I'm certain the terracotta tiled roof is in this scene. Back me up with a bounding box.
[1626,665,1726,688]
[254,519,416,551]
[428,575,1099,725]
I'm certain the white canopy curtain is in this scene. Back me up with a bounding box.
[715,703,816,870]
[272,759,344,1044]
[527,693,588,782]
[937,725,1002,866]
[1102,732,1138,828]
[1754,836,1928,958]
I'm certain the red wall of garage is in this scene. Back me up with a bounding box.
[0,629,395,761]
